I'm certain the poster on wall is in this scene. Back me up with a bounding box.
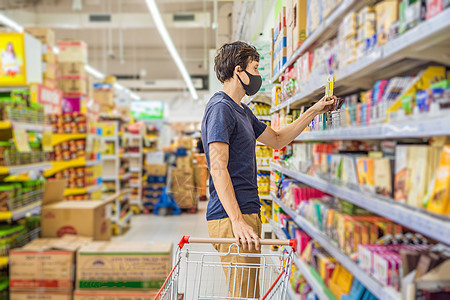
[0,33,26,86]
[131,100,164,120]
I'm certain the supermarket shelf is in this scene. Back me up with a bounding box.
[270,9,450,113]
[0,121,52,132]
[129,167,141,173]
[45,158,101,176]
[287,283,298,300]
[270,162,450,245]
[259,194,272,201]
[102,155,118,160]
[120,173,132,181]
[103,136,117,142]
[0,201,41,221]
[64,184,102,196]
[258,166,271,172]
[102,175,118,181]
[295,116,450,141]
[127,153,141,158]
[52,133,87,146]
[270,0,359,83]
[256,115,272,121]
[271,217,333,300]
[271,193,400,300]
[119,210,134,226]
[129,182,140,188]
[0,162,52,175]
[126,133,141,140]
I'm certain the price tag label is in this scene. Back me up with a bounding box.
[13,129,31,153]
[42,131,53,152]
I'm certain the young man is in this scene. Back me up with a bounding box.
[201,41,336,298]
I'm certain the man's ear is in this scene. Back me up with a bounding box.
[234,65,242,74]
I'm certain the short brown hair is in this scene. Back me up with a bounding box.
[214,41,260,83]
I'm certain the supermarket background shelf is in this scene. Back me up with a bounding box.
[295,116,450,141]
[45,158,102,176]
[102,175,118,181]
[127,153,141,158]
[0,162,52,175]
[102,155,118,160]
[103,136,116,142]
[119,210,134,226]
[270,8,450,113]
[256,115,272,121]
[0,121,52,132]
[51,133,87,146]
[0,257,7,268]
[271,193,401,300]
[270,162,450,245]
[259,194,272,201]
[258,166,271,172]
[120,173,132,181]
[0,201,41,221]
[126,133,141,140]
[64,184,102,196]
[271,217,333,300]
[270,0,360,83]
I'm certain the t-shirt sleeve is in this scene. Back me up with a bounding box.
[205,102,236,145]
[249,110,267,139]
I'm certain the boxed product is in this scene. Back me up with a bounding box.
[59,62,86,77]
[93,90,114,106]
[10,291,72,300]
[44,63,58,80]
[292,0,308,50]
[171,168,194,187]
[58,40,88,63]
[25,27,55,46]
[176,156,192,169]
[173,187,197,208]
[427,145,450,216]
[59,76,87,94]
[74,290,157,300]
[76,241,172,290]
[376,0,400,45]
[307,0,323,35]
[9,235,91,291]
[41,179,111,241]
[146,163,167,176]
[43,46,57,64]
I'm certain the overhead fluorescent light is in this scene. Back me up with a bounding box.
[145,0,198,100]
[85,65,106,80]
[114,83,125,91]
[129,92,140,100]
[0,13,24,32]
[52,46,60,54]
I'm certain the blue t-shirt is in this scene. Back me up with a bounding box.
[201,91,267,221]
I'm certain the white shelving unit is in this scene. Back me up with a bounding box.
[126,127,144,209]
[270,162,450,245]
[269,219,330,300]
[270,9,450,113]
[271,193,401,300]
[295,116,450,141]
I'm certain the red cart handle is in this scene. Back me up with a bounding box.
[178,236,296,251]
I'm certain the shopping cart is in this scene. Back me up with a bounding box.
[154,236,297,300]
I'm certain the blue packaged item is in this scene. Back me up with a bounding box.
[176,148,188,157]
[342,279,366,300]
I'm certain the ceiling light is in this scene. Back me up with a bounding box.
[145,0,198,100]
[130,92,140,100]
[85,65,105,80]
[0,13,24,32]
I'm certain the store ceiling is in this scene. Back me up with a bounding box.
[1,0,237,98]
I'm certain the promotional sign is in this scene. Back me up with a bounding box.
[30,84,63,114]
[131,100,164,120]
[13,129,31,153]
[0,33,27,86]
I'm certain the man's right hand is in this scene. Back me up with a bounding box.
[231,218,260,252]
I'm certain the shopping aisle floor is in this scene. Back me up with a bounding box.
[114,201,213,251]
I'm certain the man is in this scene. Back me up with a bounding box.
[201,41,336,298]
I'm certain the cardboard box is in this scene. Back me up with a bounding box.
[25,27,55,46]
[59,76,87,94]
[76,241,172,290]
[44,63,58,80]
[93,90,114,106]
[58,40,88,63]
[59,62,86,77]
[9,235,91,291]
[194,165,208,187]
[74,290,157,300]
[41,180,111,241]
[193,153,206,165]
[173,188,197,208]
[376,0,400,46]
[43,46,57,64]
[172,168,194,187]
[146,163,167,176]
[176,156,192,169]
[177,137,193,149]
[293,0,308,50]
[10,291,72,300]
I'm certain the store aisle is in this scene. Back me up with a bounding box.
[114,201,212,250]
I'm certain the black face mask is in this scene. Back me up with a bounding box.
[237,69,262,96]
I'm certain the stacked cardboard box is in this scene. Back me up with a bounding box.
[40,179,112,241]
[193,154,208,198]
[287,0,308,58]
[145,163,167,204]
[171,166,197,209]
[25,27,59,89]
[93,83,115,113]
[9,235,91,300]
[57,40,88,113]
[272,7,287,78]
[73,241,172,299]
